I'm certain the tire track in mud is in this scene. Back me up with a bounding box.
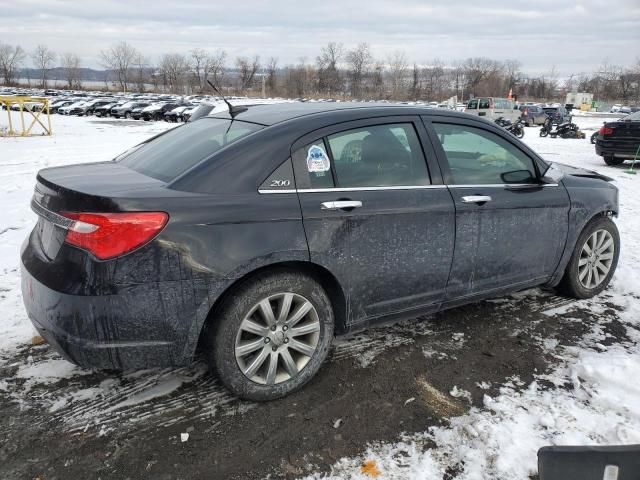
[2,289,594,440]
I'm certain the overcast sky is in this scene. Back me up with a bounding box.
[1,0,638,75]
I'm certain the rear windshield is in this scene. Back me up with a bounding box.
[119,118,263,182]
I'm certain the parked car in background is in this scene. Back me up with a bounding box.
[58,101,86,115]
[22,103,620,401]
[49,100,74,114]
[181,105,200,122]
[69,99,112,116]
[81,99,113,116]
[141,103,181,121]
[130,103,152,120]
[93,102,117,117]
[543,105,571,125]
[465,97,520,122]
[519,105,547,126]
[595,111,640,165]
[111,101,147,119]
[164,105,190,122]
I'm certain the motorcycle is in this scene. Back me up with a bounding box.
[495,117,525,138]
[539,115,581,138]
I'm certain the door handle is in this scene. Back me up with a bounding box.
[320,200,363,211]
[461,195,492,204]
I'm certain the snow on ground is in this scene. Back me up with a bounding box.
[304,115,640,479]
[1,111,640,479]
[0,114,175,355]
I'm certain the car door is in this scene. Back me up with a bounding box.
[424,117,571,301]
[291,117,455,326]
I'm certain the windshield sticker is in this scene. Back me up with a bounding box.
[307,145,331,173]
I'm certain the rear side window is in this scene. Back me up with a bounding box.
[292,139,335,189]
[119,118,263,182]
[327,123,430,187]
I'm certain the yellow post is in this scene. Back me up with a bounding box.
[0,96,52,136]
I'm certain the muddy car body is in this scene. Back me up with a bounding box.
[21,103,620,400]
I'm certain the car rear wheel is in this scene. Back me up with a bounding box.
[205,271,334,401]
[558,216,619,299]
[604,155,624,166]
[124,112,131,119]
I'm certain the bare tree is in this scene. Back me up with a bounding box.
[388,51,408,99]
[503,59,522,94]
[132,53,149,92]
[204,49,227,90]
[370,60,385,98]
[266,57,278,95]
[159,53,189,93]
[0,42,26,85]
[423,59,447,100]
[61,52,82,89]
[100,41,137,92]
[317,42,344,97]
[31,45,56,89]
[236,55,260,93]
[190,48,209,92]
[346,43,372,98]
[463,57,501,97]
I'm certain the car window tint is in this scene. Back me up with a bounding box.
[119,118,263,182]
[478,99,490,109]
[327,123,429,187]
[291,139,335,189]
[467,99,478,109]
[433,123,537,185]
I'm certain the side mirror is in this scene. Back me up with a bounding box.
[541,163,564,184]
[501,170,535,184]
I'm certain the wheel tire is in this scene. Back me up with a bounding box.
[604,156,624,166]
[205,270,334,401]
[540,128,548,137]
[124,112,131,119]
[557,216,620,299]
[516,128,524,139]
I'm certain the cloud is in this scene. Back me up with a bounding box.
[0,0,638,75]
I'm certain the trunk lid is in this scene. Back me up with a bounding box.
[32,161,166,260]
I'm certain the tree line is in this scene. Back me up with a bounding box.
[1,40,639,103]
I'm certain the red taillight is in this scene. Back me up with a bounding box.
[61,212,168,260]
[599,126,614,136]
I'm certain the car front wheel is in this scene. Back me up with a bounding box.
[205,271,334,401]
[558,216,620,299]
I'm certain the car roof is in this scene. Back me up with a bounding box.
[208,102,470,126]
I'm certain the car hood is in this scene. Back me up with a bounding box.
[552,162,614,182]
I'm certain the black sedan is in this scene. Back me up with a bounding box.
[21,104,620,401]
[595,111,640,165]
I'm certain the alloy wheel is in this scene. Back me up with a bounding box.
[235,292,321,385]
[578,229,615,289]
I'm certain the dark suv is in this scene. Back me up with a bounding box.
[21,104,620,401]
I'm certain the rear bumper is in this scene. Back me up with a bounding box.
[596,139,640,159]
[21,256,194,370]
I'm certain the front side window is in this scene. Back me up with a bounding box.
[327,123,429,187]
[478,99,490,109]
[433,123,537,185]
[119,118,263,182]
